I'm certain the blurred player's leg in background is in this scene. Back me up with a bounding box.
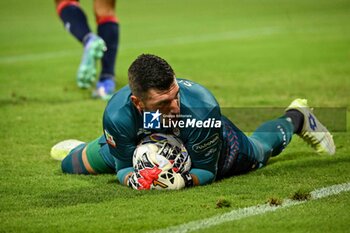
[55,0,119,100]
[56,0,91,43]
[93,0,119,100]
[56,0,105,89]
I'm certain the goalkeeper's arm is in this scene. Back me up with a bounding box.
[189,168,215,186]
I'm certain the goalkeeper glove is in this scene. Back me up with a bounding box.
[127,167,162,190]
[127,169,193,190]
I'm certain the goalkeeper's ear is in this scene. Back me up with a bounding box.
[130,95,144,113]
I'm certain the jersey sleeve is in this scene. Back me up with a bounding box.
[103,111,136,183]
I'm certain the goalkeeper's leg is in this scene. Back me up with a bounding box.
[61,136,115,174]
[244,98,336,171]
[219,115,294,177]
[247,116,294,167]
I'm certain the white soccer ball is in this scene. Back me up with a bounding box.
[133,133,191,174]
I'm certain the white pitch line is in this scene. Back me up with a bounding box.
[0,50,76,64]
[0,27,281,64]
[147,182,350,233]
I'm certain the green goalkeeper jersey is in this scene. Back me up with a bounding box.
[101,78,223,185]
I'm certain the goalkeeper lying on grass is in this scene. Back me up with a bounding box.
[51,54,335,190]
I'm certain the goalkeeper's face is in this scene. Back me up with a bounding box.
[136,81,180,116]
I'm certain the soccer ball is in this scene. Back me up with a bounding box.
[133,133,191,174]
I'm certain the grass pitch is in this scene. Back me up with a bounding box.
[0,0,349,232]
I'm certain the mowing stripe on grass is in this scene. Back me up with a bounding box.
[0,50,75,64]
[0,27,280,64]
[148,182,350,233]
[122,27,280,49]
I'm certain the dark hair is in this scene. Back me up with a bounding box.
[128,54,175,98]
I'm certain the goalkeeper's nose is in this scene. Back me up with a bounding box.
[169,99,180,115]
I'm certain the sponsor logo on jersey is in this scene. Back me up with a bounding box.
[192,133,220,153]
